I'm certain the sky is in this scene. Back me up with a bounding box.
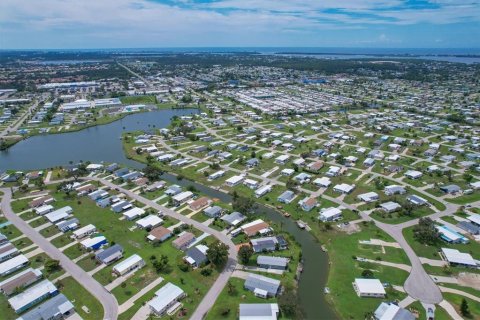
[0,0,479,49]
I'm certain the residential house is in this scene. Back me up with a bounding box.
[147,226,173,243]
[113,254,145,276]
[172,232,196,251]
[299,197,318,212]
[148,282,185,316]
[318,207,342,222]
[277,190,295,204]
[185,245,208,267]
[353,278,386,298]
[244,273,281,298]
[257,256,288,270]
[95,244,124,265]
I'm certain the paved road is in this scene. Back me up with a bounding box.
[117,62,153,88]
[0,100,39,138]
[84,177,238,320]
[0,188,119,320]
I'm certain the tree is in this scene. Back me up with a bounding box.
[278,288,301,318]
[238,245,253,265]
[153,255,172,274]
[361,269,374,278]
[286,178,298,192]
[463,173,473,183]
[227,280,236,296]
[460,298,470,317]
[142,164,163,181]
[45,259,61,273]
[413,218,439,245]
[206,241,229,268]
[232,195,256,214]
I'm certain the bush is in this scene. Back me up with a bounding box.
[200,268,212,277]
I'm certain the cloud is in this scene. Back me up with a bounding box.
[0,0,479,48]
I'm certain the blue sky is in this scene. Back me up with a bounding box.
[0,0,479,49]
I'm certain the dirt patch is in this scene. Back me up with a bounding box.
[458,272,480,290]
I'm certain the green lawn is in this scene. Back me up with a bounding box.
[205,277,282,320]
[120,95,157,105]
[443,292,480,319]
[59,277,104,320]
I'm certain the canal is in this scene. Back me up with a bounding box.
[0,109,336,319]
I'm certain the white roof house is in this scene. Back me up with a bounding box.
[136,215,163,229]
[172,191,194,204]
[72,224,96,239]
[353,278,386,297]
[319,207,342,222]
[468,214,480,226]
[8,280,57,313]
[225,175,244,187]
[148,282,185,315]
[255,185,272,198]
[313,177,331,187]
[405,170,423,179]
[0,254,29,276]
[45,206,73,223]
[441,248,478,268]
[122,207,145,220]
[35,205,54,216]
[239,303,279,320]
[80,236,107,250]
[333,183,355,194]
[113,254,145,276]
[357,192,379,203]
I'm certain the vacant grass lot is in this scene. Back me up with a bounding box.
[60,276,104,320]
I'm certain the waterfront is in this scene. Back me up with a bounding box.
[0,109,197,171]
[0,108,336,319]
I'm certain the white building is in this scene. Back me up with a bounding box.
[113,254,145,276]
[333,183,355,194]
[148,282,185,316]
[136,215,163,229]
[72,224,96,239]
[225,175,244,187]
[319,207,342,222]
[353,278,386,298]
[122,207,145,221]
[255,185,272,198]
